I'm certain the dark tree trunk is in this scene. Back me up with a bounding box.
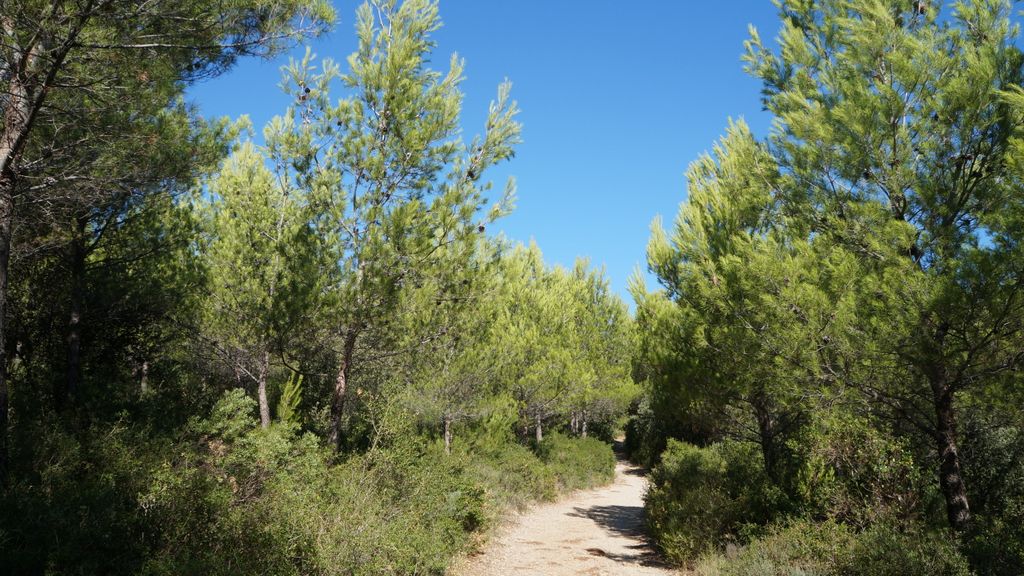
[257,349,271,428]
[1,56,35,481]
[0,13,86,482]
[63,217,87,408]
[931,373,971,531]
[328,330,358,452]
[752,389,780,483]
[443,414,452,455]
[0,179,11,482]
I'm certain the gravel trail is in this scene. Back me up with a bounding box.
[453,445,677,576]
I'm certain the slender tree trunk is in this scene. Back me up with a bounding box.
[751,389,780,483]
[931,373,971,531]
[535,413,543,443]
[329,330,358,452]
[1,51,34,481]
[443,414,452,455]
[0,179,12,481]
[581,410,588,438]
[570,411,577,436]
[138,359,149,396]
[63,217,86,408]
[0,14,84,482]
[257,349,271,428]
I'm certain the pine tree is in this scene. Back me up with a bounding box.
[203,141,319,428]
[642,0,1024,533]
[566,260,635,438]
[493,244,576,442]
[400,237,503,454]
[742,0,1024,531]
[0,0,333,478]
[245,0,521,450]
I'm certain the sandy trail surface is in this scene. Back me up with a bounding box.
[453,446,677,576]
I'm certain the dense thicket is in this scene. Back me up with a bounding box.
[630,0,1024,573]
[0,1,635,573]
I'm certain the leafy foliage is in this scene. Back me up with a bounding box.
[645,439,784,564]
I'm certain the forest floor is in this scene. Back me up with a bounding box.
[453,442,677,576]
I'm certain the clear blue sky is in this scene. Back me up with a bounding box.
[188,1,782,304]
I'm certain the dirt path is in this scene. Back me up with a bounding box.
[453,446,677,576]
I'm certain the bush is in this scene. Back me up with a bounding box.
[646,440,732,565]
[140,392,492,575]
[960,418,1024,575]
[465,441,559,510]
[790,413,925,527]
[535,433,616,492]
[464,434,616,512]
[695,519,853,576]
[1,389,618,575]
[837,523,973,576]
[645,439,784,565]
[624,394,666,468]
[695,519,972,576]
[0,420,164,575]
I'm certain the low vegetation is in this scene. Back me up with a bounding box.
[0,389,616,575]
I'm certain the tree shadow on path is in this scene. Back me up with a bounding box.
[566,504,673,568]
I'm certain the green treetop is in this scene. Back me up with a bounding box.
[228,0,520,451]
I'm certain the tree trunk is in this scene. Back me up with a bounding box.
[443,414,452,455]
[0,179,11,481]
[0,16,83,482]
[751,389,780,483]
[138,359,149,396]
[257,349,271,428]
[535,413,543,443]
[581,410,588,438]
[1,52,34,481]
[570,411,578,436]
[328,330,358,452]
[63,217,86,408]
[932,374,971,531]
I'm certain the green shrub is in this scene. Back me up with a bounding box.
[695,519,972,576]
[966,516,1024,576]
[1,390,617,575]
[535,433,616,492]
[837,523,973,576]
[790,413,924,527]
[0,420,163,575]
[141,399,492,575]
[624,393,668,468]
[466,441,559,509]
[645,439,784,565]
[960,418,1024,575]
[695,519,853,576]
[646,440,732,564]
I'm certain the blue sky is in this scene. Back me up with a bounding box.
[188,1,782,303]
